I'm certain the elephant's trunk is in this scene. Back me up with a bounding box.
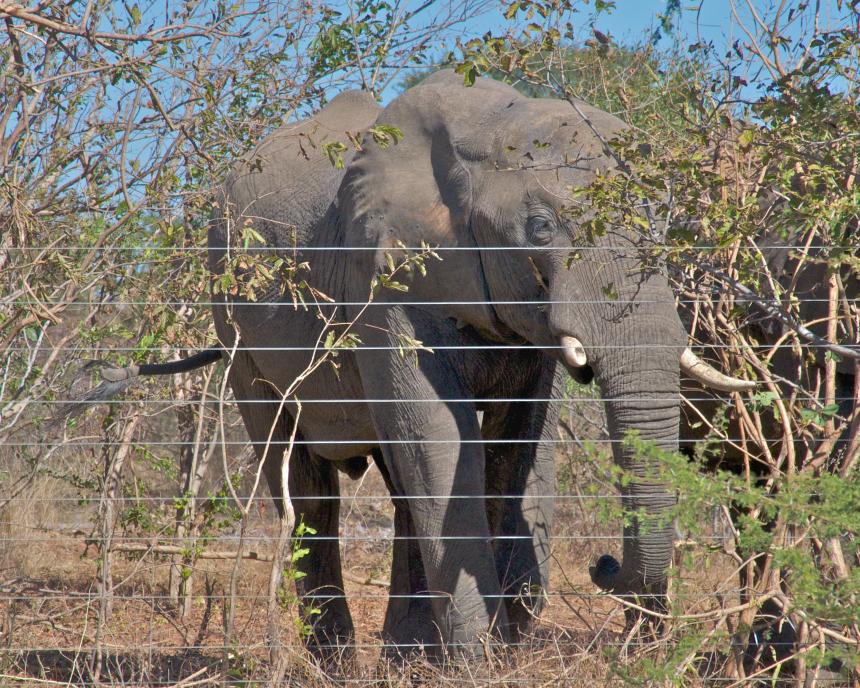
[547,244,685,600]
[590,360,680,599]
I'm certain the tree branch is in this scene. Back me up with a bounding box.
[687,258,860,360]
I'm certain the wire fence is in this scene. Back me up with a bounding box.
[2,266,858,687]
[1,1,858,680]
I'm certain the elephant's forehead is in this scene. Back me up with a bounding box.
[525,172,580,205]
[492,122,618,184]
[483,163,601,208]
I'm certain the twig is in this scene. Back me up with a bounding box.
[111,542,274,560]
[562,92,661,241]
[108,543,390,588]
[165,665,218,687]
[0,3,245,44]
[689,259,860,360]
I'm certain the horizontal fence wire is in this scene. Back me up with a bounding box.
[0,637,821,650]
[0,494,659,502]
[8,439,857,447]
[0,679,847,687]
[4,343,856,351]
[7,396,858,403]
[3,298,853,306]
[0,535,734,543]
[1,592,754,602]
[0,680,844,688]
[2,244,848,250]
[0,493,818,501]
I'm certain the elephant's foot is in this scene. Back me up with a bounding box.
[380,594,440,662]
[303,620,356,668]
[300,590,356,667]
[380,593,509,665]
[590,553,668,639]
[440,614,511,662]
[502,581,546,641]
[381,583,510,663]
[375,648,436,686]
[492,541,549,640]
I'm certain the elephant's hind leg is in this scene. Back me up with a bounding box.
[285,448,355,661]
[227,349,354,661]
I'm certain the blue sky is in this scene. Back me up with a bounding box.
[462,1,737,49]
[472,0,851,47]
[561,1,733,43]
[380,0,855,104]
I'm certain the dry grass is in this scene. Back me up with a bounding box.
[0,473,76,580]
[0,446,771,687]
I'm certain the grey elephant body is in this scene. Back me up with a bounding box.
[209,71,688,656]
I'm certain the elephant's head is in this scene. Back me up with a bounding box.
[340,70,751,601]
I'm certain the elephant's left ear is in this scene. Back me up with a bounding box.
[336,103,507,335]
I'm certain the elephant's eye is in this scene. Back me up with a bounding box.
[526,212,556,245]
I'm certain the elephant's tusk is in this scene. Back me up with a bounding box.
[560,335,587,367]
[680,348,756,392]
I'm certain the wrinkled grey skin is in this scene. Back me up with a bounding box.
[210,70,687,658]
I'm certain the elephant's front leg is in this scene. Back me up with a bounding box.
[482,357,562,638]
[370,448,440,656]
[356,311,509,657]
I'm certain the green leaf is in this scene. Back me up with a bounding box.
[368,124,404,148]
[503,1,521,20]
[800,403,841,423]
[751,391,778,411]
[601,282,619,300]
[455,61,477,86]
[322,140,347,169]
[738,128,755,150]
[243,226,265,245]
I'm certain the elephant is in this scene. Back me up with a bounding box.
[93,70,751,658]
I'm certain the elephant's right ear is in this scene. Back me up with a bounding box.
[335,76,523,248]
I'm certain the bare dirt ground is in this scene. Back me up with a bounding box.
[0,449,740,687]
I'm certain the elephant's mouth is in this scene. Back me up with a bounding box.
[554,332,756,393]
